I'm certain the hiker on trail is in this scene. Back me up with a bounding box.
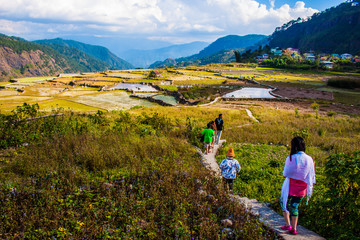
[280,136,316,235]
[219,148,241,193]
[202,122,215,155]
[209,120,217,148]
[214,114,224,145]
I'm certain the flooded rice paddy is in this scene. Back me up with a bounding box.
[223,87,275,99]
[110,83,158,92]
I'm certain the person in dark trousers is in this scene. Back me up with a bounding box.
[219,148,241,193]
[215,114,224,144]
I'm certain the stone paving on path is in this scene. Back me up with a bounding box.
[198,140,326,240]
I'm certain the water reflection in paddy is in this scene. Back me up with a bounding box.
[223,88,275,99]
[153,95,178,105]
[110,83,158,92]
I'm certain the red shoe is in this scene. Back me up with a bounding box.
[281,225,292,231]
[289,229,297,235]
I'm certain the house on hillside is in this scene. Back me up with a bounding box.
[148,70,161,78]
[286,48,300,55]
[320,56,329,61]
[292,49,300,55]
[322,61,334,69]
[354,58,360,63]
[331,54,340,59]
[341,53,353,59]
[352,2,359,6]
[271,48,282,56]
[274,50,282,56]
[306,55,316,61]
[255,56,264,63]
[263,54,269,59]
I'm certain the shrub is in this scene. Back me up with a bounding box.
[292,127,311,140]
[327,111,336,117]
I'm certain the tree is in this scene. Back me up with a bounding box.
[234,51,241,63]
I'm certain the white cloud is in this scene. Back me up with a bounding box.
[0,0,318,43]
[270,0,275,8]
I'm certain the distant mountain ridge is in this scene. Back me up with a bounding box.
[269,2,360,54]
[35,38,134,70]
[196,34,267,58]
[150,34,267,68]
[120,41,209,68]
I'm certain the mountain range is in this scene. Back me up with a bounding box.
[120,41,209,68]
[0,35,134,80]
[150,34,267,68]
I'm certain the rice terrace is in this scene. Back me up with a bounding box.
[1,0,360,239]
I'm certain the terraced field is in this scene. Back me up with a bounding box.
[1,64,359,113]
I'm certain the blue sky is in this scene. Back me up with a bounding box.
[258,0,345,10]
[0,0,347,50]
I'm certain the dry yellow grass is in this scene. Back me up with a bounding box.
[14,76,55,82]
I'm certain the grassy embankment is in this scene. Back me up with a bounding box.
[0,105,277,239]
[214,107,360,240]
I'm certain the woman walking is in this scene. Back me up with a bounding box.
[280,137,316,235]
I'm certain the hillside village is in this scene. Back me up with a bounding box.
[255,47,360,68]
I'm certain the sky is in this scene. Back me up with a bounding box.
[0,0,346,51]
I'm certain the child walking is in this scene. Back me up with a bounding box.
[219,148,241,193]
[202,122,215,154]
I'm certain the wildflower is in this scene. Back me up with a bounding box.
[77,221,85,227]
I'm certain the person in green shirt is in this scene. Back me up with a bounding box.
[202,122,215,155]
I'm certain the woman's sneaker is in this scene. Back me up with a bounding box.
[281,225,292,231]
[289,229,297,235]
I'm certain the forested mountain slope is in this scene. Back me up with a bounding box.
[0,34,82,79]
[35,38,134,70]
[149,34,267,68]
[269,2,360,54]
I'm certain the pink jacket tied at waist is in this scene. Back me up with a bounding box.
[280,151,316,211]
